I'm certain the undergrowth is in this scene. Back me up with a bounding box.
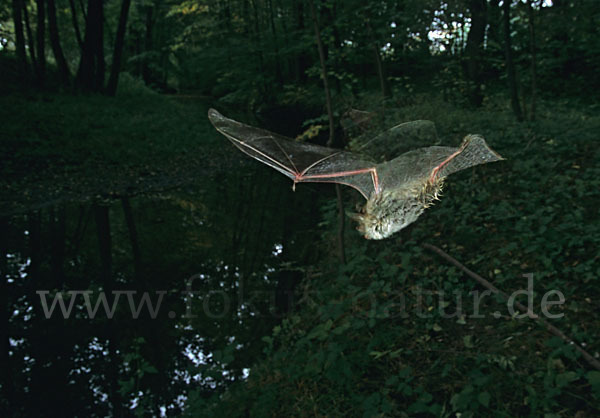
[187,95,600,417]
[4,86,598,416]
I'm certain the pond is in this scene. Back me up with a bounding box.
[0,113,329,415]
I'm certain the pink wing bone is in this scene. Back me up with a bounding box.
[428,134,503,183]
[296,152,380,199]
[428,147,462,183]
[224,131,379,199]
[208,108,381,200]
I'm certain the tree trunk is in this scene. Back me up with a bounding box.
[366,21,391,99]
[94,204,112,289]
[373,43,391,99]
[76,0,105,92]
[142,5,154,86]
[23,3,38,72]
[121,197,142,282]
[323,2,342,93]
[309,0,346,265]
[527,0,537,121]
[94,1,105,91]
[279,0,291,80]
[50,205,66,289]
[47,0,71,86]
[250,0,267,94]
[464,0,486,106]
[487,0,502,49]
[106,0,132,96]
[76,0,96,90]
[309,1,333,146]
[11,0,29,80]
[93,205,123,416]
[503,0,523,121]
[35,0,46,86]
[267,0,283,85]
[78,0,87,19]
[293,0,309,83]
[68,0,83,49]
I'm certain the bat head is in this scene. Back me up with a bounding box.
[349,179,444,240]
[349,211,405,240]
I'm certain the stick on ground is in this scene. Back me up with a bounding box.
[423,243,600,371]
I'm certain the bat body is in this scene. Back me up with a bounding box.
[208,109,503,239]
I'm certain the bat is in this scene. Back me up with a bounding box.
[208,109,504,239]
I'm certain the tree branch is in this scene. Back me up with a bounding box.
[423,243,600,371]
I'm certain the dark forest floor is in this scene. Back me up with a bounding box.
[0,92,231,216]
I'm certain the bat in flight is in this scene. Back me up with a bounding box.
[208,109,503,240]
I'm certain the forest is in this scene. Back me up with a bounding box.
[1,0,599,416]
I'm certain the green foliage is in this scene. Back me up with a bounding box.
[188,96,600,417]
[0,91,213,179]
[2,0,600,415]
[116,72,160,97]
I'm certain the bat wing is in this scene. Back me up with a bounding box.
[354,120,439,161]
[208,109,379,199]
[377,134,503,187]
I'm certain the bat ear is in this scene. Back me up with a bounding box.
[347,211,367,235]
[347,211,363,222]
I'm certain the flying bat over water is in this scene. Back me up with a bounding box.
[208,109,503,239]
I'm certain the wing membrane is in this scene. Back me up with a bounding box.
[208,109,378,199]
[435,134,504,178]
[377,135,503,188]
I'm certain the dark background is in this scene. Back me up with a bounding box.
[1,0,599,416]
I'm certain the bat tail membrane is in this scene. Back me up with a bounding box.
[436,135,504,179]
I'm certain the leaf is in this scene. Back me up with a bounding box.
[370,350,390,360]
[463,335,474,348]
[587,371,600,397]
[142,364,158,374]
[456,316,467,325]
[555,371,578,388]
[478,391,491,407]
[587,371,600,386]
[332,322,350,335]
[307,319,333,341]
